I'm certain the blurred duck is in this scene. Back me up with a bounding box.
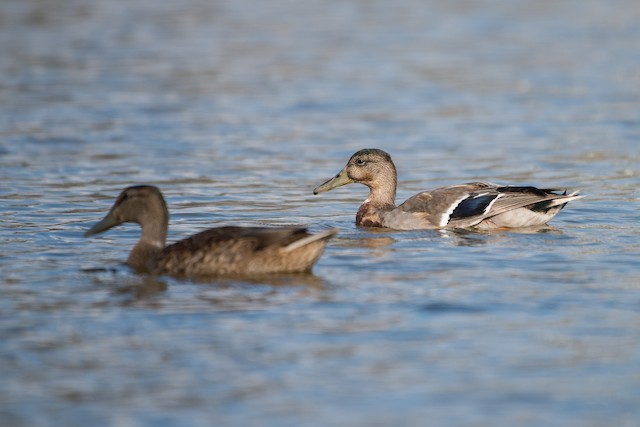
[85,185,336,277]
[314,148,582,230]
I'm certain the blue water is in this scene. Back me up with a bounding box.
[1,0,639,426]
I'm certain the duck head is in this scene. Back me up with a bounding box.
[313,148,397,197]
[84,185,169,239]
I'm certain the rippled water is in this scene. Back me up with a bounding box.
[1,0,639,426]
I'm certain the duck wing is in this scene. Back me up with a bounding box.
[399,183,582,229]
[155,226,314,276]
[397,182,497,228]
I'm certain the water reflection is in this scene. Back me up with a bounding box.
[84,266,168,305]
[110,276,169,301]
[196,274,328,311]
[195,272,326,288]
[83,264,328,309]
[328,225,567,255]
[437,225,565,246]
[334,234,396,249]
[419,301,487,314]
[437,228,490,247]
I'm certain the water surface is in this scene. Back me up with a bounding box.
[1,0,639,426]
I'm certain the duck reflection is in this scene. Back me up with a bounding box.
[437,225,564,246]
[191,271,327,288]
[336,235,396,249]
[84,263,327,308]
[115,276,168,300]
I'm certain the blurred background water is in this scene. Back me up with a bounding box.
[1,0,639,426]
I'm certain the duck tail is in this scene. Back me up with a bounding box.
[284,228,338,252]
[547,191,584,207]
[534,192,584,211]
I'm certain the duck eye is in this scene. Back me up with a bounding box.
[355,158,366,166]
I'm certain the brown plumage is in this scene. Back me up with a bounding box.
[313,149,583,230]
[85,185,337,277]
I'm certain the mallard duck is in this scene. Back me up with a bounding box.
[85,185,337,277]
[313,148,583,230]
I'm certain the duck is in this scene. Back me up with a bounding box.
[85,185,337,277]
[313,148,583,230]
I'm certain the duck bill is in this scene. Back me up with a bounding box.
[313,168,354,194]
[84,213,118,237]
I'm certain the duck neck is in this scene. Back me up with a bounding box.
[128,209,168,272]
[356,172,397,227]
[365,172,397,208]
